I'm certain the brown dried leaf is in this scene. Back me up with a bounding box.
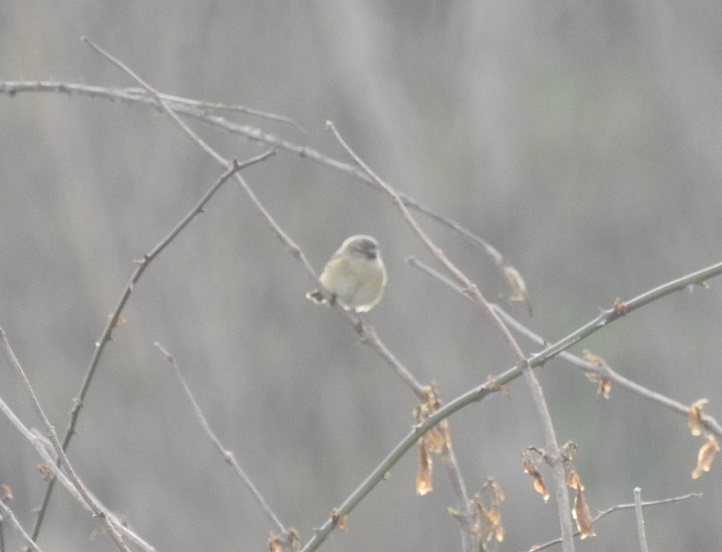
[267,536,283,552]
[484,507,499,524]
[484,477,505,504]
[582,350,605,366]
[572,489,596,539]
[472,481,505,545]
[566,468,584,491]
[598,378,612,399]
[331,508,348,530]
[425,425,446,454]
[503,265,532,316]
[494,524,505,542]
[581,351,612,397]
[692,433,720,479]
[287,528,301,549]
[1,484,12,502]
[416,442,433,496]
[533,477,550,502]
[268,529,300,552]
[37,463,53,480]
[523,451,550,501]
[688,399,709,437]
[561,441,579,460]
[523,457,539,477]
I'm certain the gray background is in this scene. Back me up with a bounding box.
[1,1,721,551]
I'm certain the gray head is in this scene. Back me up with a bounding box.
[341,235,380,260]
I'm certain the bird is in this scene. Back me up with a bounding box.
[306,235,387,313]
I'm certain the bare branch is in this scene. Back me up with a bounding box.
[0,80,514,281]
[27,156,269,542]
[0,328,132,552]
[0,393,157,552]
[123,88,308,133]
[529,492,702,551]
[325,121,579,550]
[327,120,526,365]
[634,488,650,552]
[0,500,42,552]
[153,341,288,536]
[408,255,722,438]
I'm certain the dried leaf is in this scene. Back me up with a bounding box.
[597,378,612,399]
[581,351,612,397]
[612,298,627,315]
[523,457,539,476]
[268,529,300,552]
[471,480,505,545]
[561,441,579,460]
[582,350,605,366]
[533,477,550,502]
[567,469,584,491]
[331,508,348,530]
[692,433,720,479]
[287,528,301,549]
[425,426,446,454]
[523,451,550,501]
[37,463,53,480]
[525,462,549,501]
[414,386,446,455]
[416,442,433,496]
[572,489,596,539]
[267,536,283,552]
[483,477,505,504]
[688,399,709,437]
[1,484,12,502]
[503,265,532,316]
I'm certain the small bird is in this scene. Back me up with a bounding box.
[306,235,387,313]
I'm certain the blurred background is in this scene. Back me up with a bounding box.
[1,1,721,550]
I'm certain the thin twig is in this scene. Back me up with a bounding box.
[327,120,526,364]
[0,328,131,552]
[521,368,575,552]
[0,393,157,552]
[80,42,430,403]
[326,121,578,551]
[400,258,722,448]
[153,341,287,535]
[26,157,268,542]
[634,488,649,552]
[303,261,722,552]
[0,501,43,552]
[440,434,474,552]
[0,81,515,278]
[528,492,702,551]
[527,261,722,368]
[82,38,226,164]
[300,415,460,552]
[100,51,434,547]
[408,255,722,437]
[360,326,426,398]
[123,88,308,133]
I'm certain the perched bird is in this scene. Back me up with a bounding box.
[306,235,387,313]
